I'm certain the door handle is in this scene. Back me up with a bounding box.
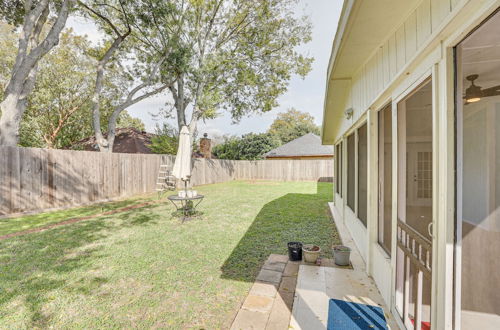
[428,222,434,238]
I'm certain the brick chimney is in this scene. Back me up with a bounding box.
[199,133,212,159]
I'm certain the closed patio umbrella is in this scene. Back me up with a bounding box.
[172,125,192,188]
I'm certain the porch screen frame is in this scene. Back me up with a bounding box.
[377,103,393,255]
[390,71,435,330]
[453,7,500,329]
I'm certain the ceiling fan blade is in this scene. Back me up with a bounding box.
[481,85,500,97]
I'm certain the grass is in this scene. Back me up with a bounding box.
[0,180,339,329]
[0,195,153,237]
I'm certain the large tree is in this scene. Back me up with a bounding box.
[78,0,177,152]
[268,108,320,144]
[158,0,313,139]
[0,0,76,145]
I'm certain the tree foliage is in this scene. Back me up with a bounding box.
[149,122,178,155]
[78,0,177,152]
[268,108,320,144]
[157,0,313,136]
[0,23,17,96]
[17,29,127,149]
[212,133,280,160]
[117,111,145,131]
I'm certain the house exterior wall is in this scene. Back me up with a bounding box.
[327,0,500,329]
[330,0,472,144]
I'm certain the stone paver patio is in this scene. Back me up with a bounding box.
[230,254,298,330]
[288,203,400,329]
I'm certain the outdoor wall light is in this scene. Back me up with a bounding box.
[344,107,353,119]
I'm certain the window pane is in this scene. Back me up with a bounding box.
[347,133,355,210]
[378,104,392,254]
[456,9,500,328]
[358,124,368,226]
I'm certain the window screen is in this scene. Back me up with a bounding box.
[378,104,392,254]
[336,143,341,195]
[347,133,355,210]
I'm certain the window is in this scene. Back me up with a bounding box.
[335,143,342,195]
[378,104,392,254]
[358,124,368,226]
[347,133,356,210]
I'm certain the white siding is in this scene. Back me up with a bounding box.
[334,0,455,141]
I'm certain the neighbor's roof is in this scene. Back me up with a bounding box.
[265,133,333,158]
[70,127,154,154]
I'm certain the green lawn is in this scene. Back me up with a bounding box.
[0,181,339,329]
[0,195,153,237]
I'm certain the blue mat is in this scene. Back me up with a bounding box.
[327,299,388,330]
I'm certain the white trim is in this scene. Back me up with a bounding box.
[454,41,463,330]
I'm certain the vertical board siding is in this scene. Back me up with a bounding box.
[0,147,333,216]
[336,0,454,139]
[416,0,432,47]
[405,11,418,61]
[395,25,406,71]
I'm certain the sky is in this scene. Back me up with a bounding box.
[68,0,342,138]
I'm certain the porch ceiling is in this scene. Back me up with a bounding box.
[322,0,419,145]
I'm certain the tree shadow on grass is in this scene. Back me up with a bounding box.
[220,182,339,283]
[0,202,163,328]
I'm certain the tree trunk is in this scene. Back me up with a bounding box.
[0,94,24,145]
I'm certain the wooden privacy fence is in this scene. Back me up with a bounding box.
[0,147,333,215]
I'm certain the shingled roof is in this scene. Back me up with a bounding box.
[70,127,154,154]
[265,133,333,158]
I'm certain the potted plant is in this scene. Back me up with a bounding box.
[302,244,321,263]
[333,245,351,266]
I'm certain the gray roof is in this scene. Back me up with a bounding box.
[265,133,333,158]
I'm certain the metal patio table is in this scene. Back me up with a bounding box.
[167,194,204,221]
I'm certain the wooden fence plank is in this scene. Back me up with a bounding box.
[0,147,333,215]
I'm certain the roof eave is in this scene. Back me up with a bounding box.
[321,0,356,145]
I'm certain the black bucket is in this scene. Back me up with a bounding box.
[288,242,303,261]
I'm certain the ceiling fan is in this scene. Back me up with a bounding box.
[464,74,500,104]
